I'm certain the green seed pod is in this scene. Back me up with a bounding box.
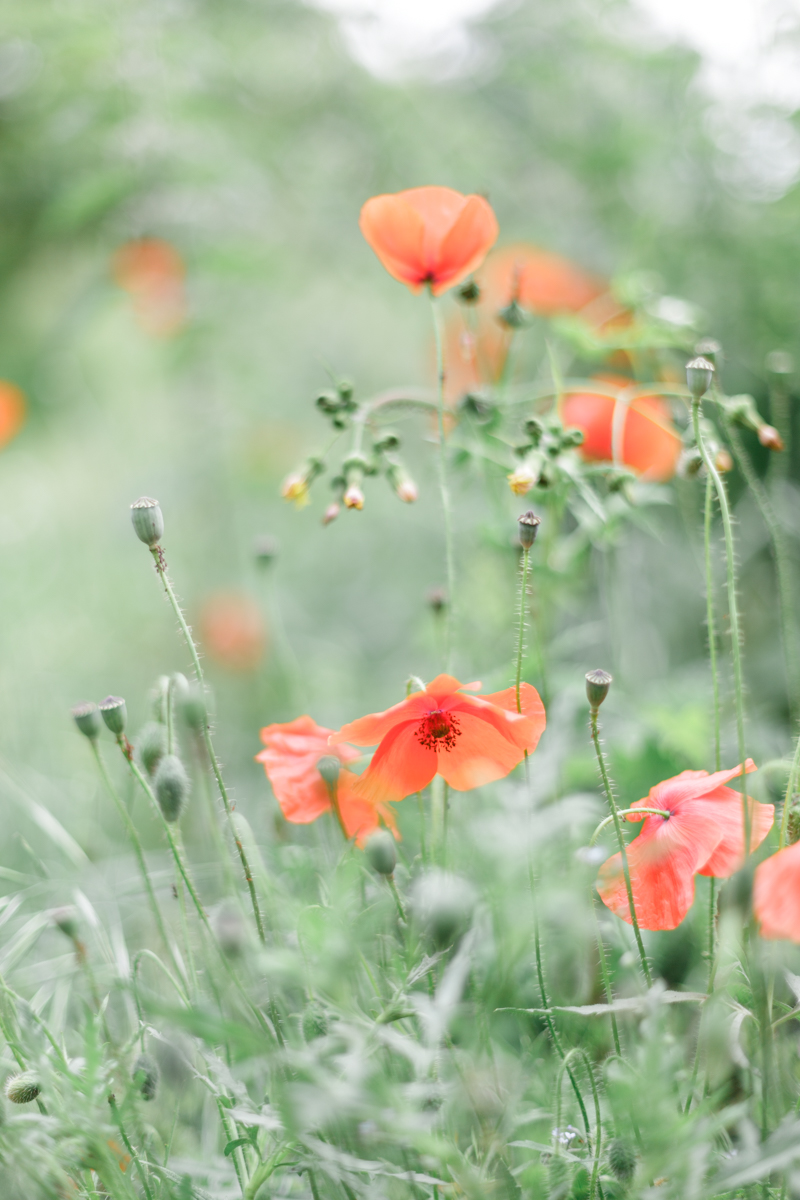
[130,497,164,547]
[132,1053,159,1101]
[410,870,476,950]
[6,1072,41,1104]
[585,669,612,710]
[686,356,714,400]
[365,830,397,877]
[153,754,190,823]
[72,702,102,741]
[100,696,127,736]
[607,1137,636,1182]
[302,1002,329,1042]
[136,722,167,776]
[51,906,79,939]
[518,510,541,550]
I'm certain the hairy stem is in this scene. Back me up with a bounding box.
[429,290,455,672]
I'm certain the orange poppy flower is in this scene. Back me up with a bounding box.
[112,237,186,336]
[754,841,800,941]
[559,376,682,482]
[199,592,266,672]
[331,673,546,805]
[359,186,498,296]
[0,381,25,449]
[256,716,396,845]
[597,761,773,931]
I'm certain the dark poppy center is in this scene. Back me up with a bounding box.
[416,709,461,752]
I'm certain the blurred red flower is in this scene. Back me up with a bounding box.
[0,381,25,449]
[331,673,546,805]
[112,237,186,336]
[597,760,773,931]
[359,186,498,296]
[559,375,682,482]
[199,592,266,672]
[256,716,396,844]
[754,841,800,941]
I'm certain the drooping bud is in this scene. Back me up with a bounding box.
[518,511,541,550]
[585,669,612,710]
[132,1053,159,1102]
[6,1072,41,1105]
[316,756,341,792]
[607,1137,637,1182]
[322,502,340,525]
[50,906,79,939]
[136,722,167,776]
[281,471,310,507]
[758,424,785,452]
[72,702,101,741]
[457,279,480,305]
[100,696,127,736]
[409,869,476,949]
[508,464,537,496]
[343,484,364,510]
[686,356,714,400]
[365,830,397,876]
[302,1002,329,1042]
[677,447,704,479]
[253,534,279,565]
[153,754,190,823]
[395,478,418,503]
[130,498,164,547]
[715,449,734,473]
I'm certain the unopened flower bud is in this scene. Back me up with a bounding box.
[150,675,171,723]
[686,356,714,399]
[410,870,476,949]
[344,485,364,510]
[766,350,793,376]
[524,417,544,446]
[560,427,585,449]
[177,681,208,732]
[72,702,101,741]
[758,424,785,452]
[322,502,340,525]
[317,756,341,792]
[518,511,541,550]
[365,830,397,876]
[427,587,447,614]
[281,471,309,507]
[585,669,612,710]
[373,431,401,454]
[302,1002,329,1042]
[100,696,127,736]
[678,447,704,479]
[457,279,480,305]
[153,754,190,823]
[132,1053,159,1101]
[6,1073,40,1105]
[130,497,164,547]
[608,1137,637,1182]
[508,464,537,496]
[498,299,527,329]
[253,535,279,565]
[136,722,167,776]
[395,477,418,504]
[51,906,79,939]
[715,448,734,473]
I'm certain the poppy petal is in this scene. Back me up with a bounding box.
[431,196,499,295]
[337,774,385,845]
[696,791,774,877]
[359,195,427,290]
[353,720,437,804]
[634,759,756,813]
[256,715,358,824]
[437,710,527,791]
[754,841,800,941]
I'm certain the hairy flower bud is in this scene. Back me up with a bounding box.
[715,449,734,473]
[132,1053,159,1101]
[607,1137,637,1182]
[136,722,167,776]
[585,669,612,710]
[100,696,127,736]
[212,903,247,957]
[72,702,101,741]
[6,1072,40,1104]
[177,681,208,732]
[153,754,190,823]
[518,510,541,550]
[130,497,164,547]
[686,356,714,400]
[365,830,397,876]
[758,424,785,452]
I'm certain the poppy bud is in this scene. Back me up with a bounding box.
[686,356,714,399]
[457,279,480,304]
[6,1072,40,1104]
[766,350,793,375]
[322,502,340,525]
[132,1053,159,1101]
[524,417,544,446]
[344,484,364,510]
[100,696,127,736]
[365,830,397,876]
[758,424,785,452]
[560,427,585,449]
[374,431,401,454]
[131,497,164,547]
[427,587,447,614]
[498,299,528,329]
[316,756,340,792]
[518,510,541,550]
[585,669,612,710]
[177,681,208,732]
[51,906,79,939]
[153,754,190,823]
[302,1002,329,1042]
[253,534,279,565]
[150,676,171,723]
[715,448,734,473]
[607,1138,636,1182]
[410,869,476,949]
[72,702,101,741]
[136,721,167,776]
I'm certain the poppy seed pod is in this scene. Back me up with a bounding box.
[316,755,341,791]
[132,1053,159,1101]
[130,497,164,547]
[6,1072,41,1104]
[365,829,397,876]
[518,510,541,550]
[136,721,167,776]
[100,696,127,736]
[153,754,190,823]
[686,356,715,400]
[72,702,102,741]
[585,669,612,710]
[607,1138,637,1182]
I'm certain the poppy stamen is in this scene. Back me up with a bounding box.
[416,710,461,753]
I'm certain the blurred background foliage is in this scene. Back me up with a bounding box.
[0,0,797,860]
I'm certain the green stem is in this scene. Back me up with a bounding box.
[515,547,530,713]
[692,400,749,849]
[148,546,266,943]
[429,290,455,672]
[593,900,621,1057]
[779,727,800,849]
[704,474,722,773]
[590,709,652,987]
[388,875,406,922]
[108,1094,154,1200]
[589,808,671,845]
[555,1048,603,1200]
[91,741,183,985]
[416,791,426,864]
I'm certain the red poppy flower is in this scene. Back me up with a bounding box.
[0,382,25,450]
[559,375,682,482]
[112,237,186,336]
[754,841,800,942]
[199,592,266,672]
[331,674,546,805]
[597,761,773,931]
[359,186,498,296]
[256,716,396,845]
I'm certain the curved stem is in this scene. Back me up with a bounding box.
[704,474,722,774]
[429,290,455,672]
[148,547,266,943]
[692,401,749,851]
[590,709,652,987]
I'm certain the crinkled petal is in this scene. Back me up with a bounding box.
[430,195,499,295]
[256,715,358,824]
[754,842,800,942]
[696,790,774,877]
[437,711,528,791]
[353,720,437,804]
[359,194,427,290]
[635,759,756,813]
[332,691,435,747]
